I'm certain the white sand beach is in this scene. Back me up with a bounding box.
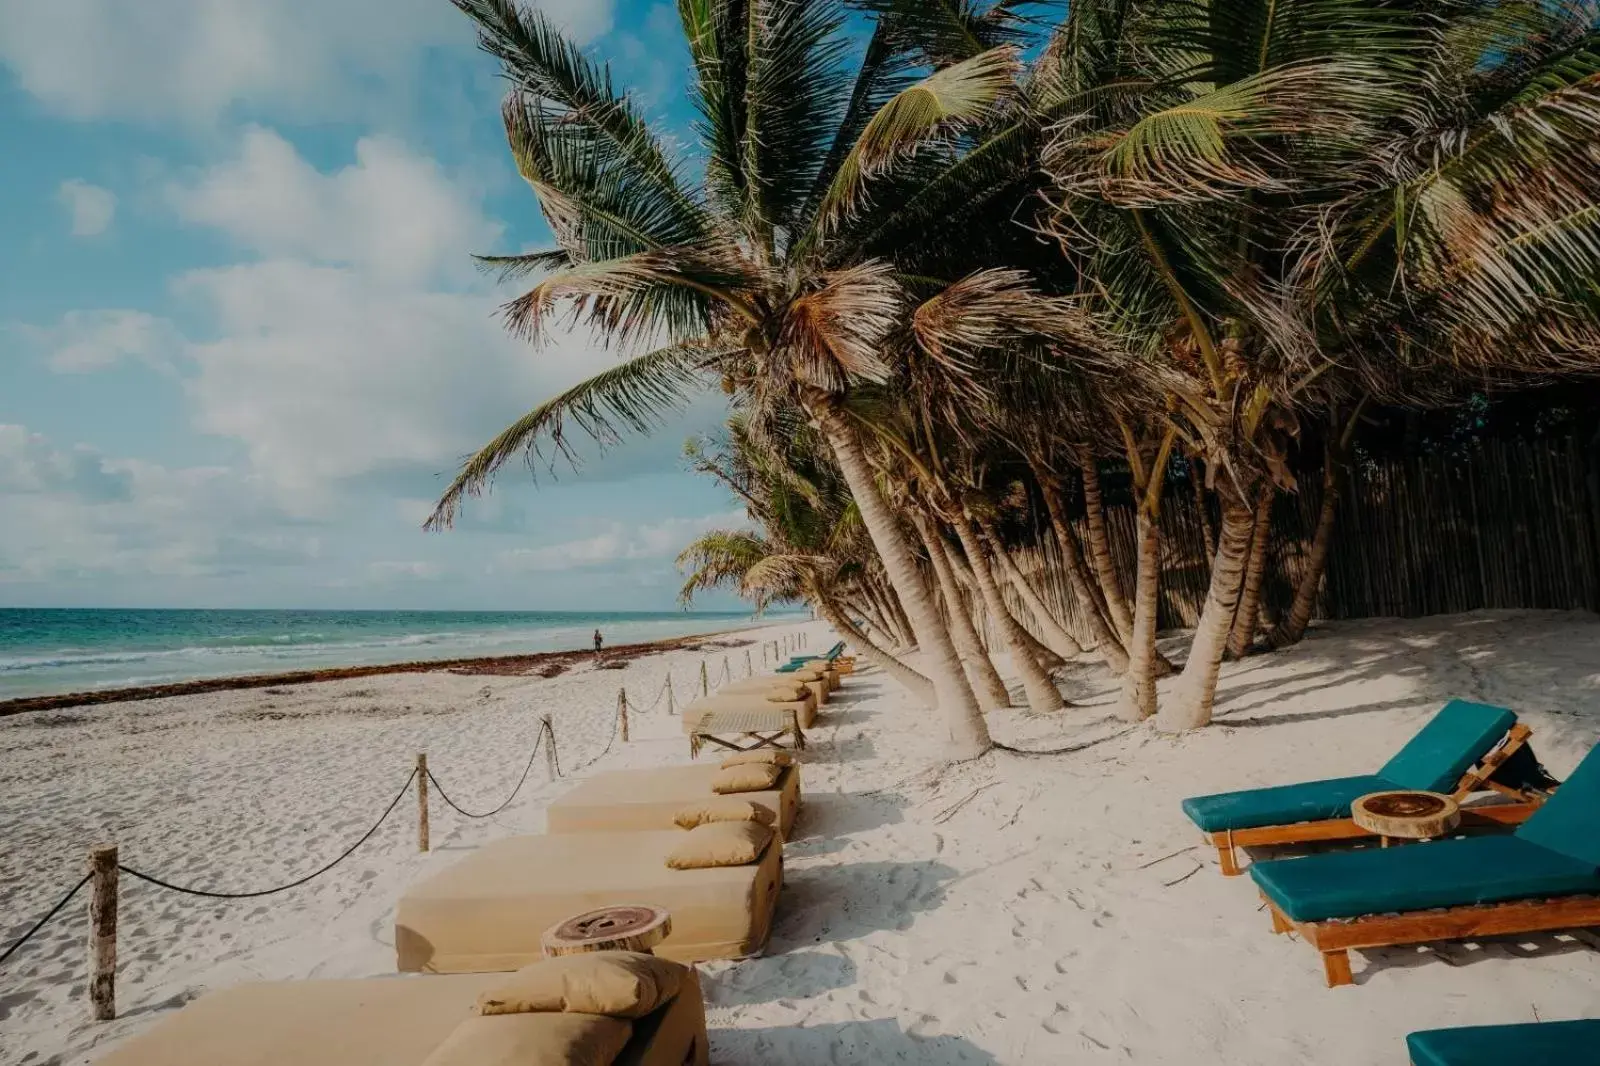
[4,609,1600,1065]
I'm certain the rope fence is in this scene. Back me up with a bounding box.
[0,624,816,1022]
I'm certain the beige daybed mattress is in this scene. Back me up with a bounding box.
[719,674,830,704]
[682,692,816,731]
[96,969,708,1066]
[547,763,802,839]
[396,831,782,972]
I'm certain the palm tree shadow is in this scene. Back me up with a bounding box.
[769,859,956,946]
[714,1019,999,1064]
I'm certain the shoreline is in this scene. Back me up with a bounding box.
[0,626,773,716]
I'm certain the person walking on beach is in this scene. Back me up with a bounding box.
[593,629,604,654]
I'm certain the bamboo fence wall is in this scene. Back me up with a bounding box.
[987,435,1600,644]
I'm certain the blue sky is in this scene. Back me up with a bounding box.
[0,0,753,612]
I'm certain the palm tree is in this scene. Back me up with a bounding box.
[426,0,1071,759]
[677,416,939,699]
[1039,0,1600,730]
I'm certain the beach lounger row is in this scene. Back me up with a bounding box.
[98,952,711,1066]
[1181,697,1600,1058]
[90,643,864,1065]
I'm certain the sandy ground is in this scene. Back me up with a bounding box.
[4,609,1600,1064]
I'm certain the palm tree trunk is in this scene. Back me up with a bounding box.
[816,593,933,703]
[1117,506,1162,722]
[952,514,1066,713]
[855,595,896,648]
[1191,457,1216,557]
[1226,484,1275,659]
[913,514,1013,710]
[1270,462,1338,648]
[1158,489,1256,732]
[977,517,1085,659]
[814,409,990,758]
[1080,452,1135,643]
[866,580,909,649]
[1035,472,1130,674]
[883,583,918,651]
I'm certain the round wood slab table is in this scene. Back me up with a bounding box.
[1351,790,1460,847]
[541,905,672,957]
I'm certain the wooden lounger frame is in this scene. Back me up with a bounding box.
[1263,891,1600,987]
[689,708,806,759]
[1209,724,1546,876]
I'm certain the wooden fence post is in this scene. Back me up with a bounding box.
[542,715,557,778]
[700,660,709,697]
[416,754,430,852]
[88,845,118,1021]
[666,675,676,716]
[745,648,753,676]
[618,689,630,742]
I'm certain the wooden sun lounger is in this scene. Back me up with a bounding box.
[1209,724,1546,876]
[689,708,805,758]
[1263,890,1600,988]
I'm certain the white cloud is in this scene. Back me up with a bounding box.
[169,127,500,285]
[366,560,443,581]
[56,179,116,236]
[496,510,749,573]
[0,425,314,583]
[0,0,615,124]
[158,130,659,509]
[19,309,182,374]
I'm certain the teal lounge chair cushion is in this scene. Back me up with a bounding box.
[1407,1019,1600,1066]
[1249,835,1600,923]
[1180,700,1516,834]
[1377,700,1517,793]
[1181,775,1395,834]
[1515,738,1600,867]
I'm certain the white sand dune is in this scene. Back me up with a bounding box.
[4,610,1600,1064]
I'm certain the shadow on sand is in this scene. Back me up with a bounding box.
[713,1018,999,1064]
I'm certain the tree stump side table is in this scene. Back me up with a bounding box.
[1351,791,1460,847]
[541,905,672,957]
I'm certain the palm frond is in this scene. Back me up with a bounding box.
[812,45,1022,232]
[1046,61,1403,206]
[426,342,723,530]
[500,247,763,348]
[473,248,574,283]
[452,0,706,244]
[777,261,905,390]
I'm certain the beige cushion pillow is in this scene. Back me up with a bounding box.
[720,750,792,769]
[711,762,784,794]
[665,821,774,870]
[763,684,808,702]
[673,796,776,830]
[422,1012,633,1066]
[790,668,824,682]
[475,952,685,1019]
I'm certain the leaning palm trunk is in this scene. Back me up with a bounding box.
[978,517,1085,659]
[865,580,910,649]
[816,592,934,703]
[1226,485,1276,659]
[952,515,1067,713]
[855,595,898,649]
[1117,508,1162,721]
[1269,459,1338,649]
[1159,491,1256,732]
[883,583,919,652]
[1080,454,1135,643]
[814,408,990,758]
[914,514,1013,710]
[1035,473,1130,674]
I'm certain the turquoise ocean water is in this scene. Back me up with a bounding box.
[0,608,784,700]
